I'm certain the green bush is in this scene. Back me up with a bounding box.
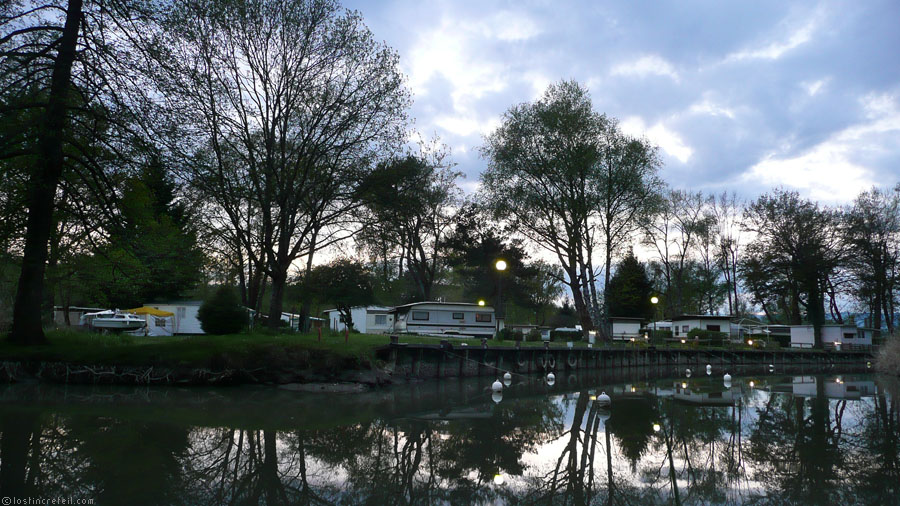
[686,328,729,346]
[550,329,582,342]
[526,329,543,342]
[644,329,671,344]
[197,286,247,335]
[876,335,900,375]
[496,328,524,341]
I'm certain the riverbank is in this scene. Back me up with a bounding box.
[0,329,879,387]
[0,329,581,387]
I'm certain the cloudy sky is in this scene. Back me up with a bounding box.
[344,0,900,204]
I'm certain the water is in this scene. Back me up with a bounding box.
[0,372,898,505]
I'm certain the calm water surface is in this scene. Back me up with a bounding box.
[0,372,898,505]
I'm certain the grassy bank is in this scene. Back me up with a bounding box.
[0,329,872,374]
[875,335,900,375]
[0,329,588,372]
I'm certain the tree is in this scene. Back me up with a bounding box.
[306,258,374,331]
[357,147,460,301]
[156,0,410,328]
[480,81,607,337]
[2,0,154,343]
[606,250,654,320]
[742,190,844,347]
[641,190,711,317]
[197,285,246,334]
[594,120,664,309]
[843,184,900,335]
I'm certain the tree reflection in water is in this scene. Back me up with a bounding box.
[0,374,898,505]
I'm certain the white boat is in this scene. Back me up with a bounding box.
[81,310,147,331]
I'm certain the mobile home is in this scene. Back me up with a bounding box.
[323,305,394,334]
[390,302,496,337]
[790,324,873,349]
[146,301,204,334]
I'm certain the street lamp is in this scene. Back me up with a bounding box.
[495,260,507,334]
[478,299,486,307]
[650,296,659,341]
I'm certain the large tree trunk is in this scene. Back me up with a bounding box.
[267,270,287,329]
[9,0,83,345]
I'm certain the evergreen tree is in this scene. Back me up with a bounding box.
[607,250,654,319]
[197,286,246,335]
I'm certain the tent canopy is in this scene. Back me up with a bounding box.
[127,306,175,317]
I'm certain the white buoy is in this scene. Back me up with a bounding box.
[492,391,503,404]
[706,364,712,375]
[724,372,732,388]
[492,379,503,392]
[867,361,872,368]
[503,371,512,382]
[768,364,775,372]
[685,368,692,378]
[546,372,556,386]
[597,391,611,406]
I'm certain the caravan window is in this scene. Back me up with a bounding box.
[375,314,387,325]
[154,317,167,327]
[707,325,720,331]
[452,312,465,320]
[412,311,429,321]
[475,313,492,322]
[843,333,855,340]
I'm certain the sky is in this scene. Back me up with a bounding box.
[343,0,900,204]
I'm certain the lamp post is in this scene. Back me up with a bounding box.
[495,259,507,336]
[650,296,659,342]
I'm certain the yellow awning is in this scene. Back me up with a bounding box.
[127,306,175,317]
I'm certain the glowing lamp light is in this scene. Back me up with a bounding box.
[747,340,753,346]
[493,473,505,486]
[681,382,687,389]
[478,300,485,307]
[653,423,661,432]
[631,386,636,393]
[681,339,686,344]
[495,259,508,271]
[749,381,755,388]
[651,296,659,304]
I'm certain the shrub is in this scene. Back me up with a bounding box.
[550,329,582,342]
[197,286,247,335]
[496,328,524,341]
[686,328,729,346]
[526,329,543,342]
[876,335,900,376]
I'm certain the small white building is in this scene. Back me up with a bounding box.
[789,324,873,349]
[610,317,644,340]
[146,301,204,334]
[671,315,732,338]
[390,302,496,337]
[323,305,394,334]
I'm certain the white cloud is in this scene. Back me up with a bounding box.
[433,114,500,137]
[725,15,819,62]
[803,78,828,97]
[688,96,736,119]
[610,55,679,81]
[742,92,900,202]
[620,116,694,164]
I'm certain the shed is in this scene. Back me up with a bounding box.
[146,301,204,334]
[323,305,394,334]
[671,315,732,337]
[610,317,645,340]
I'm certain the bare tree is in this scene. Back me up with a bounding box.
[154,0,410,327]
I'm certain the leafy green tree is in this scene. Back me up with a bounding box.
[843,184,900,335]
[742,190,844,347]
[357,148,460,301]
[606,250,654,319]
[197,285,246,335]
[480,81,606,337]
[306,259,375,331]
